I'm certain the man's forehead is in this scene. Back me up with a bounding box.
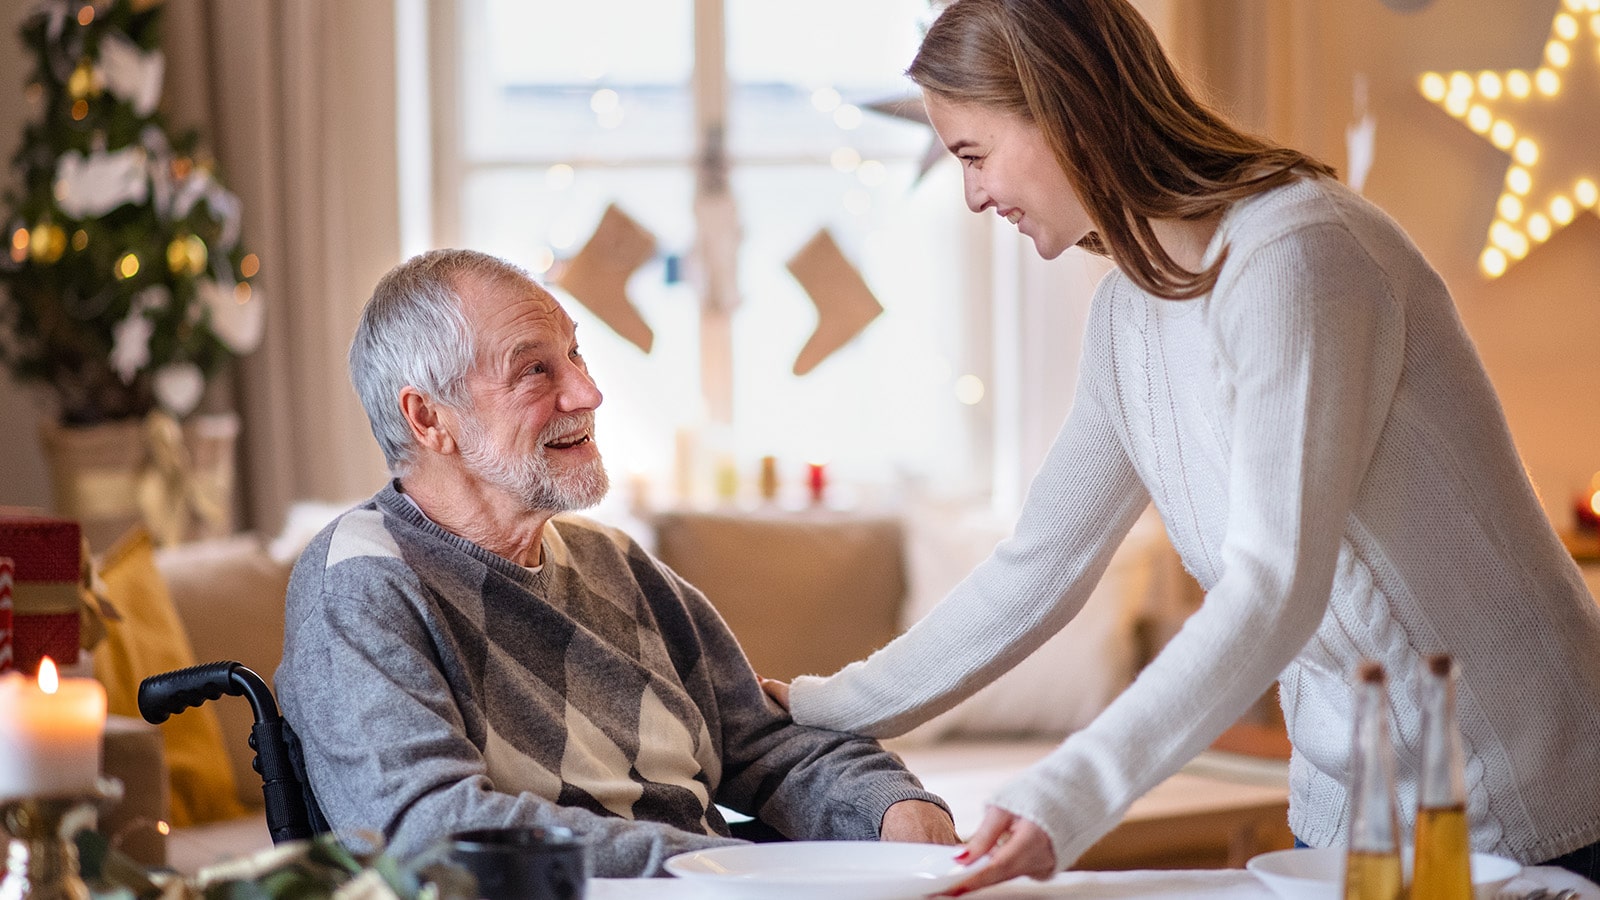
[459,273,570,325]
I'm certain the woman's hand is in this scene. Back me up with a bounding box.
[944,806,1057,896]
[759,677,791,710]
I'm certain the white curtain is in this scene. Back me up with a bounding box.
[162,0,401,533]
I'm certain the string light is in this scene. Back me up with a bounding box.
[1419,2,1600,278]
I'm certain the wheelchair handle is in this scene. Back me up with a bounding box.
[138,660,280,726]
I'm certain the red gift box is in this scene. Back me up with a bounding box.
[0,516,83,675]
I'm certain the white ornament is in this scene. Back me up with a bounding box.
[98,34,165,117]
[109,287,170,383]
[110,309,154,384]
[198,277,264,354]
[206,185,243,251]
[153,362,204,417]
[54,147,149,218]
[172,169,211,219]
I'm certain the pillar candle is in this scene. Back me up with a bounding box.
[0,657,107,799]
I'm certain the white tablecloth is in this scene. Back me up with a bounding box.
[589,865,1600,898]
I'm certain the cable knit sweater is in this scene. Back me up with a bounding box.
[790,175,1600,869]
[279,484,945,876]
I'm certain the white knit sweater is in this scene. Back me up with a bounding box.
[790,175,1600,869]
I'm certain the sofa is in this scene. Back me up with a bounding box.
[97,500,1290,876]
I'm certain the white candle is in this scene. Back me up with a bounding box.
[0,657,107,799]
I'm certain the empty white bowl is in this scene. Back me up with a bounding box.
[1246,846,1521,900]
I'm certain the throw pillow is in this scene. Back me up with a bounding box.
[92,526,247,827]
[891,503,1171,744]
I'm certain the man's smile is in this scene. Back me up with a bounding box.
[544,431,593,451]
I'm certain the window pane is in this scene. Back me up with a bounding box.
[728,162,981,492]
[725,0,932,161]
[466,1,694,161]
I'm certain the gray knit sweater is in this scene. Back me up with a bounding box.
[278,484,945,876]
[792,175,1600,869]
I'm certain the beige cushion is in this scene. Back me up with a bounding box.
[155,534,293,810]
[651,510,905,682]
[893,504,1188,743]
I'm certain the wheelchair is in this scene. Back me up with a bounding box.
[137,660,330,844]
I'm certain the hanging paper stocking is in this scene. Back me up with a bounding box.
[555,203,657,353]
[786,229,884,376]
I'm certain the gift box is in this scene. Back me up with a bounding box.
[0,516,83,675]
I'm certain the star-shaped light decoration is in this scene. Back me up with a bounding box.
[1419,0,1600,278]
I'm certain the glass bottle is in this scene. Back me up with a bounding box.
[1411,654,1471,900]
[1344,660,1406,900]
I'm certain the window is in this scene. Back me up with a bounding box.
[431,0,996,509]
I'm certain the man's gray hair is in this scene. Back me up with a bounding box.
[349,249,533,475]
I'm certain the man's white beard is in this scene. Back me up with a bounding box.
[458,411,609,513]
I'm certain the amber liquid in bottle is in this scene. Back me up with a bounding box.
[1344,849,1406,900]
[1411,654,1472,899]
[1412,804,1471,900]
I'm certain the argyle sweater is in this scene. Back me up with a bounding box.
[278,483,944,876]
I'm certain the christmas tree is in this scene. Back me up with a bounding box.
[0,0,263,427]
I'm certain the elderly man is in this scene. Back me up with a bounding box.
[277,249,956,876]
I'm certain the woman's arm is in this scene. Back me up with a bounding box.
[789,338,1151,737]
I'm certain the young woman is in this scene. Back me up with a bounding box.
[764,0,1600,893]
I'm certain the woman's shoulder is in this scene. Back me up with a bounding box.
[1222,174,1359,245]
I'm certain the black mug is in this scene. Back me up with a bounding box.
[446,826,589,900]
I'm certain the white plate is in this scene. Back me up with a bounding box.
[1246,846,1522,900]
[665,842,968,900]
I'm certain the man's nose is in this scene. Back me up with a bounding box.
[558,363,603,412]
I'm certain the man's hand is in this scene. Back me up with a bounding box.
[880,799,960,845]
[759,677,791,710]
[943,806,1056,895]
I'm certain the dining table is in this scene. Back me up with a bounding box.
[586,864,1600,899]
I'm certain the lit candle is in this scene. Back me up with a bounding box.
[0,657,107,799]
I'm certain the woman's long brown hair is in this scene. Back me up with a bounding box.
[908,0,1335,299]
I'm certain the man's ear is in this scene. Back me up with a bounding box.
[399,386,459,456]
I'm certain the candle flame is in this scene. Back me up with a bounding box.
[37,656,59,694]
